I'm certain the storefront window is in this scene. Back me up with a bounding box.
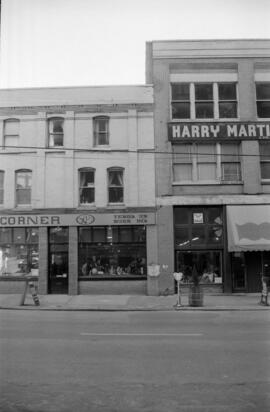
[176,250,222,284]
[174,207,223,284]
[78,226,146,278]
[0,228,39,276]
[175,207,223,247]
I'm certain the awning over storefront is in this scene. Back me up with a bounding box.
[227,205,270,252]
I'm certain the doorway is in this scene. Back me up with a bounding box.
[48,227,69,294]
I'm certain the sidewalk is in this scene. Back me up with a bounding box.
[0,293,269,311]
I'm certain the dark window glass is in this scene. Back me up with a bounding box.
[174,208,189,224]
[108,169,124,203]
[195,102,213,118]
[0,228,12,243]
[79,169,95,204]
[207,208,223,224]
[256,83,270,99]
[92,227,106,243]
[208,226,223,244]
[219,102,237,118]
[218,83,236,100]
[119,227,133,242]
[191,226,206,245]
[175,227,189,247]
[172,102,190,119]
[78,228,92,242]
[49,227,68,243]
[14,228,26,244]
[261,163,270,179]
[171,84,190,100]
[195,84,213,100]
[257,102,270,118]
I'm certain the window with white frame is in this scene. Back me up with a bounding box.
[15,170,32,206]
[108,168,124,203]
[173,143,241,183]
[4,119,19,147]
[0,171,4,204]
[171,83,238,120]
[260,142,270,179]
[48,118,64,147]
[93,116,109,146]
[256,83,270,118]
[79,168,95,204]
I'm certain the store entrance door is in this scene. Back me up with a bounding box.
[48,251,68,294]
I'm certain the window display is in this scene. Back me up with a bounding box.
[78,226,146,278]
[0,228,39,276]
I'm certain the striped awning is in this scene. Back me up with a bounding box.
[227,205,270,252]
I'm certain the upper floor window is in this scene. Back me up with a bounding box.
[173,143,241,183]
[260,142,270,180]
[79,168,95,205]
[171,82,238,120]
[48,118,64,147]
[0,171,4,204]
[108,168,124,203]
[4,119,19,147]
[15,169,32,206]
[93,116,109,146]
[256,83,270,118]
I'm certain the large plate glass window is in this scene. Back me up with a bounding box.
[174,207,223,284]
[0,228,39,276]
[78,226,146,278]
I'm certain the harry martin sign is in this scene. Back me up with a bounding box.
[168,122,270,140]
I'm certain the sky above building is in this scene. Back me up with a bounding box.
[0,0,270,88]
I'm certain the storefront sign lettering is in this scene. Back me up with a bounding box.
[168,122,270,140]
[0,213,155,227]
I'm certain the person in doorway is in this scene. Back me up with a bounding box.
[260,273,269,306]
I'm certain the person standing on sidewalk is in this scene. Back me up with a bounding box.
[260,273,270,306]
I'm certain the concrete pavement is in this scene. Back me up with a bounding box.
[0,292,269,311]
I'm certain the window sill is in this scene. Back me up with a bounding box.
[107,203,125,208]
[172,181,243,186]
[170,118,239,122]
[78,204,97,209]
[15,205,33,209]
[261,179,270,184]
[92,146,111,150]
[79,275,147,281]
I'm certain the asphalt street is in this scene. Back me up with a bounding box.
[0,310,270,412]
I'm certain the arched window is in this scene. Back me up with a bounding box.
[15,169,32,205]
[93,116,109,146]
[107,167,124,203]
[0,171,4,204]
[48,117,64,147]
[4,119,19,147]
[79,168,95,204]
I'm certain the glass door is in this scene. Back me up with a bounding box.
[48,227,68,294]
[48,250,68,294]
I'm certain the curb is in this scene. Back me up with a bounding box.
[1,306,269,312]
